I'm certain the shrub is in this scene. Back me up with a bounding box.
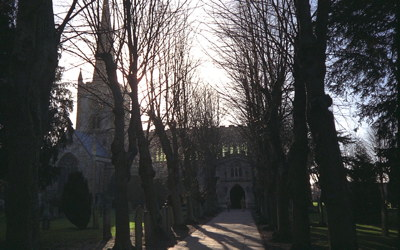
[61,171,91,229]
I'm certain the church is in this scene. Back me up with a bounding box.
[52,0,257,212]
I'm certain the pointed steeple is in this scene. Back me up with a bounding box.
[76,69,86,131]
[74,0,115,134]
[92,0,113,84]
[80,0,115,135]
[78,68,83,83]
[97,0,113,55]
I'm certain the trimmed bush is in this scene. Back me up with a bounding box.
[61,171,91,229]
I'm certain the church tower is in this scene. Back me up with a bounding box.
[76,0,114,136]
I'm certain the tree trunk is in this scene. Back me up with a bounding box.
[5,1,58,248]
[288,48,311,248]
[267,192,277,230]
[5,132,40,249]
[266,95,290,240]
[121,0,163,240]
[276,169,290,240]
[186,196,195,222]
[114,166,132,249]
[103,200,112,241]
[294,0,357,248]
[99,53,133,249]
[378,167,388,236]
[136,135,163,241]
[380,196,388,237]
[181,136,198,223]
[204,159,218,215]
[151,116,184,226]
[131,86,163,241]
[318,199,326,226]
[394,2,400,241]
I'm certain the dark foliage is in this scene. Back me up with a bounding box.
[0,0,16,179]
[61,171,92,229]
[39,68,73,189]
[345,144,380,223]
[328,0,398,139]
[382,147,400,206]
[1,65,73,187]
[0,2,72,185]
[328,1,400,228]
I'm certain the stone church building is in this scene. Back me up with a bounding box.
[53,0,256,211]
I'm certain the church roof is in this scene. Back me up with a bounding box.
[74,131,110,158]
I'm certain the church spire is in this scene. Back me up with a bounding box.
[76,69,86,131]
[92,0,113,84]
[75,0,115,133]
[78,68,83,82]
[97,0,112,55]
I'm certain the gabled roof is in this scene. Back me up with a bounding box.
[74,131,110,158]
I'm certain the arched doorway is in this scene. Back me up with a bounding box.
[230,184,245,209]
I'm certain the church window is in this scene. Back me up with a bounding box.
[241,143,248,155]
[155,148,166,162]
[161,152,166,162]
[91,115,101,130]
[222,145,228,157]
[239,168,242,177]
[231,168,234,177]
[156,148,160,162]
[229,145,234,155]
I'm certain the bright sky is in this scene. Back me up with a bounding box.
[57,0,229,127]
[55,0,369,139]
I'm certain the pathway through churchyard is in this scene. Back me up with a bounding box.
[170,210,264,250]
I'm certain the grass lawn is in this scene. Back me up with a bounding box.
[310,204,399,249]
[0,211,136,249]
[311,224,399,249]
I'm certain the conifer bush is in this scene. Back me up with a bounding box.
[61,171,91,229]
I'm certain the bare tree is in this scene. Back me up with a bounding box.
[146,7,198,227]
[190,86,221,215]
[208,0,295,239]
[67,0,191,246]
[122,0,189,242]
[287,35,311,248]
